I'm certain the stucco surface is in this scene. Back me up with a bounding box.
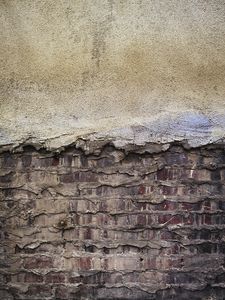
[0,0,225,149]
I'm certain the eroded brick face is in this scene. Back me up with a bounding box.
[0,143,225,299]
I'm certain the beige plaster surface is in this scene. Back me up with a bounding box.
[0,0,225,149]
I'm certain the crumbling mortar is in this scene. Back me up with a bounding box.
[1,141,225,299]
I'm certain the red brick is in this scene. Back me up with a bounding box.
[137,214,147,226]
[195,214,213,226]
[1,143,225,299]
[60,171,97,183]
[160,186,178,196]
[84,227,92,240]
[24,256,53,269]
[158,214,182,225]
[157,168,185,181]
[68,274,81,284]
[164,151,188,165]
[45,272,65,283]
[160,230,177,240]
[55,285,69,299]
[8,272,43,283]
[183,214,194,225]
[143,257,156,270]
[26,285,52,298]
[24,273,43,283]
[169,244,180,255]
[202,200,211,211]
[79,257,92,270]
[52,156,60,166]
[2,152,16,168]
[138,185,145,195]
[21,155,32,168]
[154,200,178,211]
[180,202,201,211]
[204,214,212,225]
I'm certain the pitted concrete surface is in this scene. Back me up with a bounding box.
[0,0,225,149]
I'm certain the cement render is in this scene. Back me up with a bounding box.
[0,0,225,149]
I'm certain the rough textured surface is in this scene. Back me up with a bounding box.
[1,0,225,148]
[0,142,225,299]
[1,1,225,299]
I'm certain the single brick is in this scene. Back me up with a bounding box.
[23,256,54,269]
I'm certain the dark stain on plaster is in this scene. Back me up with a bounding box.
[1,38,225,100]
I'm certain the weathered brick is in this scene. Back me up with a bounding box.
[160,185,178,196]
[158,214,182,225]
[55,285,70,299]
[23,256,54,269]
[104,255,140,271]
[0,290,14,300]
[153,200,178,211]
[25,284,53,298]
[64,257,92,271]
[1,143,225,299]
[196,242,218,254]
[2,152,16,168]
[45,272,65,283]
[52,156,60,166]
[7,272,43,283]
[164,150,188,165]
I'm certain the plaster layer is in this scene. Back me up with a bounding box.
[0,0,225,148]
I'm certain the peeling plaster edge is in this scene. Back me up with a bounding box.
[0,130,225,155]
[1,111,225,153]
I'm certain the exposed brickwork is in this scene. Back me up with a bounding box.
[0,143,225,299]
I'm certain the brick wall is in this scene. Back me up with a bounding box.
[0,143,225,299]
